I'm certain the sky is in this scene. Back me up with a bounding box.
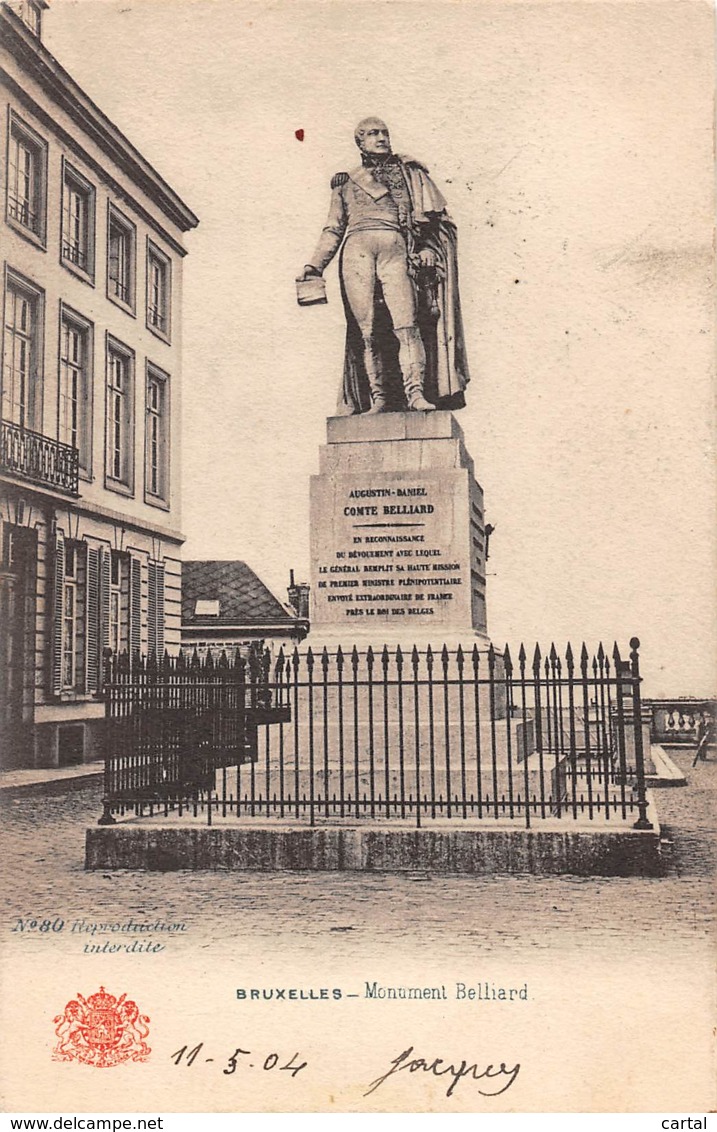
[43,0,715,697]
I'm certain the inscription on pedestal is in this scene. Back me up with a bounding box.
[310,414,488,638]
[320,482,456,623]
[311,469,486,634]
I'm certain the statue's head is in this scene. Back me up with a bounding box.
[354,117,391,157]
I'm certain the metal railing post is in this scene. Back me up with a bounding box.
[629,637,654,830]
[98,651,116,825]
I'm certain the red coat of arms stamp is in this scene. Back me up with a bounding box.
[53,987,151,1068]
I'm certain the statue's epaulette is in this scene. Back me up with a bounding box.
[403,157,429,174]
[331,172,349,189]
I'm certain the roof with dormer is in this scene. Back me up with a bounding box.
[182,560,302,631]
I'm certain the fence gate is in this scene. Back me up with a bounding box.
[99,648,289,824]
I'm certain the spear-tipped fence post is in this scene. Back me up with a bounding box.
[472,644,483,819]
[580,643,594,820]
[612,642,628,819]
[441,644,452,818]
[276,646,286,817]
[488,643,499,819]
[367,645,376,819]
[504,644,515,818]
[550,644,563,817]
[351,645,360,818]
[321,647,330,817]
[593,648,609,818]
[396,644,406,818]
[602,645,616,771]
[337,645,346,817]
[306,646,315,826]
[411,645,421,827]
[532,644,545,818]
[518,643,530,828]
[457,644,467,819]
[597,642,609,758]
[427,644,436,818]
[292,646,301,820]
[381,644,390,818]
[565,643,578,820]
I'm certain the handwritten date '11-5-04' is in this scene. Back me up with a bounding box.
[170,1041,521,1100]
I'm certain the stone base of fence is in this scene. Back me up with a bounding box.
[86,797,661,877]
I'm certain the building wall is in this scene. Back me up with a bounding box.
[1,502,182,767]
[0,79,184,532]
[0,12,195,767]
[181,628,306,663]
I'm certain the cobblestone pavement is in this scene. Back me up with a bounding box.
[1,749,714,964]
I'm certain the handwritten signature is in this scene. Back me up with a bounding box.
[365,1045,521,1098]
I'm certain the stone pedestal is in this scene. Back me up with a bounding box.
[309,411,489,649]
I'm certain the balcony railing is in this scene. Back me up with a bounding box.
[147,305,166,332]
[1,419,79,496]
[110,276,129,303]
[8,195,38,233]
[62,241,87,270]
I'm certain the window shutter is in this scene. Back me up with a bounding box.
[130,556,142,656]
[99,547,111,652]
[155,563,165,657]
[147,561,157,657]
[147,560,165,658]
[76,541,88,695]
[86,546,100,692]
[51,530,65,695]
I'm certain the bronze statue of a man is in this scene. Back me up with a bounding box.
[298,118,470,416]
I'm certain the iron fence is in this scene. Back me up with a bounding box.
[100,638,652,831]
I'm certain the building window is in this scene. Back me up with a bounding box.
[59,307,92,475]
[60,541,86,692]
[145,365,169,504]
[107,205,136,312]
[61,162,95,280]
[52,535,88,696]
[6,111,47,243]
[2,272,43,431]
[146,241,171,341]
[109,552,123,655]
[105,338,134,492]
[195,599,220,616]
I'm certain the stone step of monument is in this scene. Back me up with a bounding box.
[230,752,627,806]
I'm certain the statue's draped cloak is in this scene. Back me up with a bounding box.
[337,159,471,415]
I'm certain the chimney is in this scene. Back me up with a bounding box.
[287,571,310,620]
[7,0,48,39]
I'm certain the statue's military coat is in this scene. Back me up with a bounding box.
[311,157,471,415]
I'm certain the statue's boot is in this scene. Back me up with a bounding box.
[363,340,388,414]
[396,326,435,411]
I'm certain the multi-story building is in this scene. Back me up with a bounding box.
[0,0,198,768]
